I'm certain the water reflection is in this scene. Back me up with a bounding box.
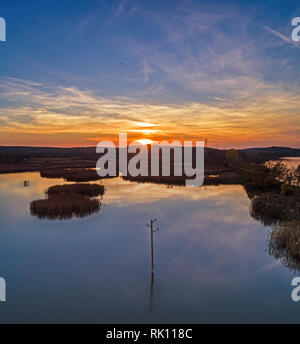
[149,272,155,314]
[251,202,300,273]
[246,168,300,273]
[268,221,300,272]
[29,167,300,275]
[269,157,300,168]
[126,173,300,276]
[123,175,186,186]
[1,172,300,323]
[249,197,300,272]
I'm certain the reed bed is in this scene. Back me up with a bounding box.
[251,192,299,223]
[40,168,102,182]
[30,192,101,220]
[269,221,300,272]
[47,183,104,197]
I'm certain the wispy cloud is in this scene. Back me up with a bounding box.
[106,0,137,26]
[264,26,298,46]
[125,5,272,102]
[0,77,300,148]
[116,0,128,19]
[1,2,300,147]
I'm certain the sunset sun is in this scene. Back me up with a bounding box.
[136,139,154,145]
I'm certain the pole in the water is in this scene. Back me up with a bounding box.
[147,219,159,273]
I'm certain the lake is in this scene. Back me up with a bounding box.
[268,157,300,168]
[0,170,300,323]
[280,157,300,168]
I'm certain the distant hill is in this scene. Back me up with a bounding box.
[241,147,300,160]
[0,146,96,158]
[0,145,299,164]
[0,146,96,154]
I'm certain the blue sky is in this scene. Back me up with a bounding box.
[0,0,300,147]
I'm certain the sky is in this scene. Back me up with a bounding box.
[0,0,300,148]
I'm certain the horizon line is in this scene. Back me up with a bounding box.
[0,144,300,150]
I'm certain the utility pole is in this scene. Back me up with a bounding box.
[147,219,159,273]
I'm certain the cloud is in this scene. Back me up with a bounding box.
[125,5,270,102]
[264,26,298,46]
[1,4,300,147]
[105,0,137,26]
[0,77,300,148]
[116,0,128,19]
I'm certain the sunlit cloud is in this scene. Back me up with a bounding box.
[0,76,300,147]
[134,122,158,127]
[127,129,160,135]
[1,2,300,148]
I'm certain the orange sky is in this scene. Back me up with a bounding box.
[0,78,300,149]
[1,1,300,149]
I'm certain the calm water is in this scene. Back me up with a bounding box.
[0,170,300,324]
[280,157,300,168]
[269,157,300,168]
